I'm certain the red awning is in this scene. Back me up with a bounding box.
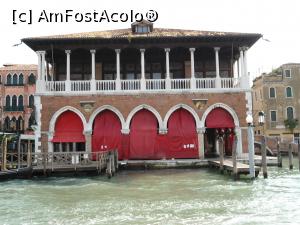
[206,107,235,128]
[52,111,85,143]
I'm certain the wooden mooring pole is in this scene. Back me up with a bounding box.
[277,137,282,167]
[261,136,268,178]
[298,141,300,172]
[288,143,293,170]
[106,152,112,178]
[232,136,238,180]
[219,138,224,173]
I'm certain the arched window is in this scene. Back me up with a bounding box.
[19,73,24,85]
[28,114,36,128]
[286,87,293,98]
[4,117,10,131]
[13,74,18,85]
[29,95,34,108]
[17,116,24,131]
[6,74,12,85]
[12,95,17,111]
[11,117,17,131]
[269,87,276,98]
[28,73,36,84]
[18,95,24,110]
[5,95,11,110]
[287,107,294,120]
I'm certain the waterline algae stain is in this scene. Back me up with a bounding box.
[1,159,300,225]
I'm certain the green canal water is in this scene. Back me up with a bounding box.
[1,158,300,225]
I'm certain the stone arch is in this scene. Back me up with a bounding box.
[49,106,87,134]
[87,105,126,131]
[163,104,201,131]
[201,103,240,127]
[125,104,163,132]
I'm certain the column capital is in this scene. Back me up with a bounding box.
[65,50,71,54]
[214,47,221,52]
[36,50,46,55]
[115,49,121,54]
[90,49,96,54]
[197,128,206,134]
[189,48,196,52]
[164,48,170,53]
[140,48,146,53]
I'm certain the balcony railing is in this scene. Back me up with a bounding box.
[41,77,244,94]
[4,106,24,111]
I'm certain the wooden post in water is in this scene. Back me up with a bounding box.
[232,136,238,180]
[17,136,21,170]
[115,150,119,171]
[261,136,268,178]
[277,137,282,167]
[298,140,300,172]
[288,143,293,170]
[111,152,115,175]
[3,137,7,171]
[27,140,32,168]
[106,152,112,178]
[219,137,224,173]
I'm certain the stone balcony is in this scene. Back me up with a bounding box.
[36,77,248,95]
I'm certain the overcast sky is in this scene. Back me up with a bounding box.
[0,0,299,81]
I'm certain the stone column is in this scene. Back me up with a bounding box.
[235,127,243,158]
[165,48,171,89]
[90,49,96,92]
[84,131,92,154]
[214,47,221,88]
[140,49,146,90]
[242,47,250,89]
[41,51,46,81]
[65,50,71,92]
[197,128,205,159]
[36,51,42,80]
[48,132,54,153]
[190,48,196,90]
[115,49,121,91]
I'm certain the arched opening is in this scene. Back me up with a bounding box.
[166,108,199,159]
[92,110,123,159]
[17,116,24,131]
[28,73,36,84]
[13,74,18,85]
[11,117,17,131]
[12,95,17,111]
[205,107,235,157]
[5,95,10,110]
[29,95,34,108]
[129,109,159,159]
[6,74,12,85]
[18,95,24,110]
[19,74,24,85]
[52,110,85,152]
[4,117,10,131]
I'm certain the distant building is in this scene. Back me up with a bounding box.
[252,63,300,142]
[0,64,37,134]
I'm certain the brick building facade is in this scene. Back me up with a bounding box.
[252,63,300,142]
[0,64,37,134]
[22,21,261,160]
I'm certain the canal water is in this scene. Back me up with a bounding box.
[1,158,300,225]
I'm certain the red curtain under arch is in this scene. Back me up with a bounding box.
[167,108,199,159]
[52,110,85,143]
[129,109,158,159]
[92,110,123,159]
[206,107,235,128]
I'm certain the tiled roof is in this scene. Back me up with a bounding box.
[0,64,37,71]
[23,28,261,40]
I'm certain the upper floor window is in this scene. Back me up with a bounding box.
[19,73,24,85]
[28,73,36,84]
[287,107,294,120]
[29,95,34,108]
[285,69,291,78]
[6,74,12,84]
[270,110,277,122]
[286,87,293,98]
[13,74,18,85]
[269,87,276,98]
[131,20,153,34]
